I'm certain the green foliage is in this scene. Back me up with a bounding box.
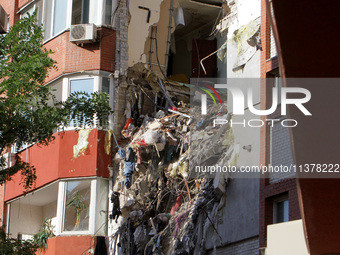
[33,219,55,251]
[0,228,37,255]
[0,12,113,189]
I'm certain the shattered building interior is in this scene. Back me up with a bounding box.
[108,0,262,254]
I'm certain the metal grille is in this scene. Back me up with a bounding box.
[71,25,85,40]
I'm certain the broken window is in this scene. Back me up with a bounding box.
[72,0,90,24]
[63,180,91,232]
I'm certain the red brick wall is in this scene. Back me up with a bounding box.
[259,0,300,249]
[100,27,116,72]
[18,0,32,9]
[0,0,19,27]
[45,28,116,83]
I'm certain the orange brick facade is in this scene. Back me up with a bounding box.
[45,28,116,84]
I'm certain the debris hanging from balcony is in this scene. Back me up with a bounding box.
[109,66,237,254]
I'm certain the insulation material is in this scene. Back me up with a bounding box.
[143,130,160,145]
[73,129,91,158]
[105,130,113,155]
[230,17,261,71]
[174,5,185,28]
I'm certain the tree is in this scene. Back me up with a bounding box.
[0,228,37,255]
[0,12,113,189]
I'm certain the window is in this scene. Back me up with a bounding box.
[21,0,68,41]
[102,77,110,94]
[70,78,94,95]
[20,0,107,42]
[53,0,68,36]
[72,0,90,24]
[59,178,108,235]
[7,182,59,239]
[274,196,289,223]
[30,0,68,41]
[21,0,43,26]
[62,75,112,129]
[68,78,94,126]
[7,178,109,237]
[104,0,113,25]
[63,180,91,232]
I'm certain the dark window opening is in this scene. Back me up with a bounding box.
[72,0,90,25]
[274,197,289,223]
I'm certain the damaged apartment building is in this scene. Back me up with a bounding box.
[0,0,275,254]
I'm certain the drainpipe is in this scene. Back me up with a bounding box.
[149,26,156,67]
[164,0,174,73]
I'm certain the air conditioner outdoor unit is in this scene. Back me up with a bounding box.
[1,153,16,170]
[0,4,8,34]
[70,23,97,44]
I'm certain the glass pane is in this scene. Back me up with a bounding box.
[96,179,109,236]
[69,78,94,126]
[70,78,94,95]
[64,180,91,231]
[82,0,90,23]
[36,1,44,27]
[276,199,289,223]
[44,0,53,41]
[53,0,68,36]
[21,6,35,19]
[102,77,110,94]
[72,0,82,24]
[105,0,112,25]
[72,0,90,24]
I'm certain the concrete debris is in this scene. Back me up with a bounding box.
[110,67,236,254]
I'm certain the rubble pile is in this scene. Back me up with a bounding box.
[110,70,236,254]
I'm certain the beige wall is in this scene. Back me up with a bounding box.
[9,203,43,238]
[128,0,172,74]
[265,220,309,255]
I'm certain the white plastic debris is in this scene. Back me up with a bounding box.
[143,130,160,145]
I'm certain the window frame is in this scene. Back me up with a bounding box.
[56,177,108,236]
[62,74,114,130]
[58,179,96,235]
[273,195,289,224]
